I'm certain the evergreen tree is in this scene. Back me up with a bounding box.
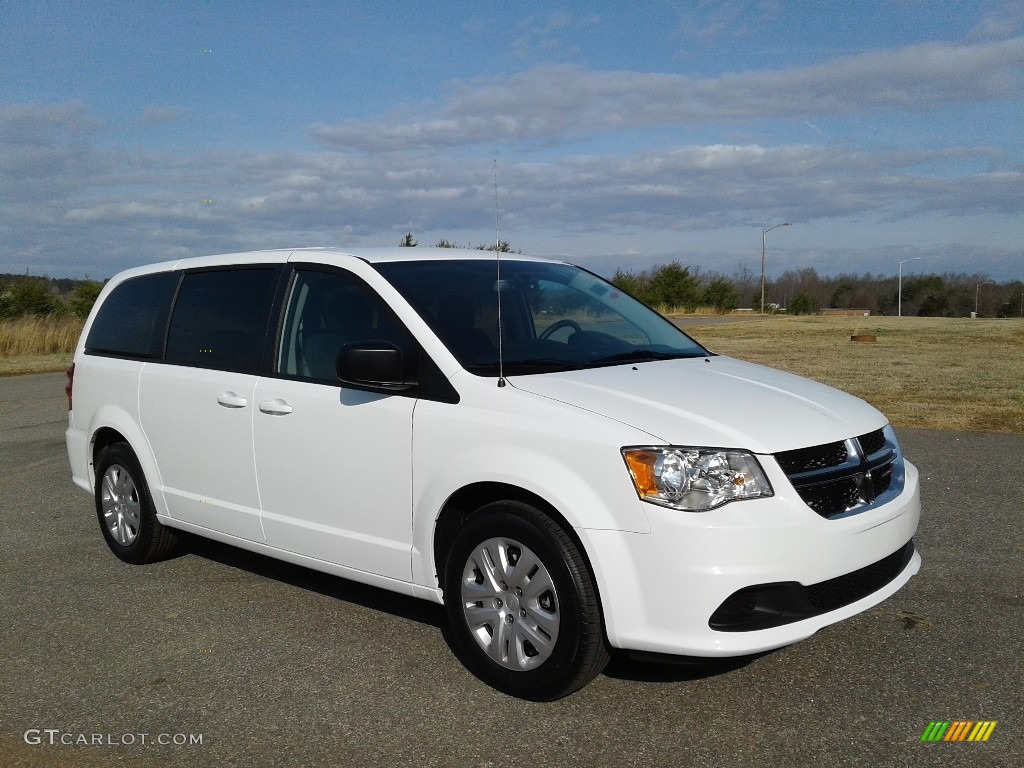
[647,261,699,310]
[789,291,820,315]
[702,277,740,313]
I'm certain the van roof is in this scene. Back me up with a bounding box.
[173,246,561,268]
[104,247,565,284]
[288,247,560,264]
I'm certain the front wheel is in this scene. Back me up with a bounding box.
[443,501,609,700]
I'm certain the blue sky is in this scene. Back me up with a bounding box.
[2,0,1022,282]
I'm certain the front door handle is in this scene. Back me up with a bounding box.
[259,399,294,416]
[217,391,248,408]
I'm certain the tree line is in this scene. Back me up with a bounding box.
[0,274,102,320]
[3,246,1022,320]
[402,235,1021,316]
[613,262,1022,317]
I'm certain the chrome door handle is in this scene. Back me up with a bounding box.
[216,391,248,408]
[259,399,293,415]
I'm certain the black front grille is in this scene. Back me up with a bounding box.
[775,428,901,519]
[871,462,894,497]
[709,541,915,632]
[799,477,862,517]
[775,440,848,475]
[858,428,887,457]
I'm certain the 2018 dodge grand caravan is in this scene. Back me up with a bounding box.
[66,247,921,700]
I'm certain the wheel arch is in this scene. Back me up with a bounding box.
[431,482,605,615]
[92,426,128,467]
[84,406,165,515]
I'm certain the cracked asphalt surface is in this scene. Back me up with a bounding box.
[1,372,1021,767]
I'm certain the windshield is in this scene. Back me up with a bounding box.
[374,259,709,376]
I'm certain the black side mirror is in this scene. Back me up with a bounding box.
[335,341,416,392]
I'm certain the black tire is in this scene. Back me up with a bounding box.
[94,442,181,564]
[443,500,609,700]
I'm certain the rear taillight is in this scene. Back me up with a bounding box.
[65,363,74,411]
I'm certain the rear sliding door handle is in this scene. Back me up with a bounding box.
[216,391,248,408]
[259,399,294,416]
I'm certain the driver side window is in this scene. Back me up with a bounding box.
[278,269,408,382]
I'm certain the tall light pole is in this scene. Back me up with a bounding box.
[760,222,791,314]
[975,281,993,316]
[898,257,922,317]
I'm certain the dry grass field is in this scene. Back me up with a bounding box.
[2,313,1022,434]
[0,315,83,376]
[685,316,1024,434]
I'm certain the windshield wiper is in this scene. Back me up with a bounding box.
[589,350,704,364]
[464,357,586,375]
[506,357,588,372]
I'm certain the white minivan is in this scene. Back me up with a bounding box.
[66,247,920,700]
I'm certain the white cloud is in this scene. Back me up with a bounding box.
[2,74,1021,280]
[4,122,1017,274]
[510,10,600,58]
[673,0,773,42]
[312,37,1024,152]
[969,0,1024,41]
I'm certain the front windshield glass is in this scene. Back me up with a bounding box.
[374,259,709,376]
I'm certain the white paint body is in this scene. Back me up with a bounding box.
[66,248,920,658]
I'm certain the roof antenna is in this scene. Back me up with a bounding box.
[494,158,506,388]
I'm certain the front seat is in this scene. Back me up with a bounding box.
[436,297,495,364]
[302,292,375,379]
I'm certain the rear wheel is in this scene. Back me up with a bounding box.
[95,442,181,564]
[443,500,609,700]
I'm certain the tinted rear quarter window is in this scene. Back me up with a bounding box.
[165,267,280,371]
[85,272,179,358]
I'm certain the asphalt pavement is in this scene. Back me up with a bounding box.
[1,372,1021,767]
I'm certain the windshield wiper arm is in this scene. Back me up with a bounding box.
[508,357,587,370]
[589,350,702,364]
[465,357,585,374]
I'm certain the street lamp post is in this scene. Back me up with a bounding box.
[975,281,993,316]
[760,223,791,314]
[897,257,922,317]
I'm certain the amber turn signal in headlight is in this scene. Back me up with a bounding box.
[622,447,773,511]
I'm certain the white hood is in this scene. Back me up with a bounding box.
[509,355,888,455]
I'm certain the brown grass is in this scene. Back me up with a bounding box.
[655,303,721,316]
[685,316,1024,434]
[0,315,82,375]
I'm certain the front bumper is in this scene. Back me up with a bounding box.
[579,459,921,657]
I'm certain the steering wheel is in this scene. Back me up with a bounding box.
[539,319,582,341]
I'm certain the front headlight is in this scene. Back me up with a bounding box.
[622,447,773,511]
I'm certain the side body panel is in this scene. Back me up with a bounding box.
[409,371,656,590]
[66,356,150,495]
[252,377,415,581]
[139,366,264,541]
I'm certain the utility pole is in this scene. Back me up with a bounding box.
[760,223,791,314]
[975,281,993,316]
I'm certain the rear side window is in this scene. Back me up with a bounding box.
[85,272,178,358]
[166,267,280,371]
